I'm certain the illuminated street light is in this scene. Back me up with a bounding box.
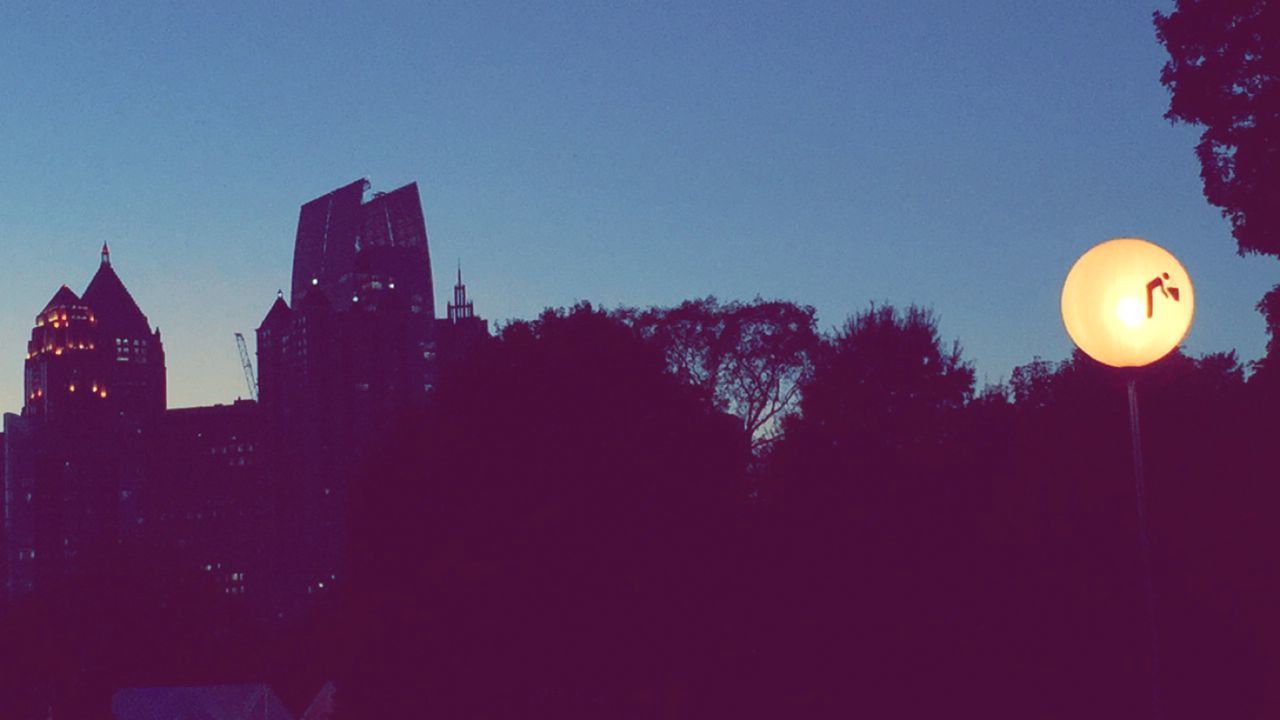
[1061,236,1193,720]
[1061,238,1194,367]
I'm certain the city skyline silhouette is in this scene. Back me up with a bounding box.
[2,2,1276,416]
[2,3,1278,718]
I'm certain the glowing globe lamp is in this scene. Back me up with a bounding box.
[1061,238,1194,368]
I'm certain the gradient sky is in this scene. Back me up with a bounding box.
[1,1,1275,414]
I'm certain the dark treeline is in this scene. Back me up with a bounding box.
[3,298,1278,718]
[334,299,1280,718]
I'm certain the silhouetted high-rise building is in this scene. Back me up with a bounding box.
[82,244,167,417]
[3,179,486,620]
[19,247,166,424]
[148,399,269,603]
[4,246,164,597]
[290,179,435,320]
[255,178,485,614]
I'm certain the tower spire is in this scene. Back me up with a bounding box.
[101,243,111,266]
[448,260,474,323]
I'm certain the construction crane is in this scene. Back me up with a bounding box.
[234,332,259,401]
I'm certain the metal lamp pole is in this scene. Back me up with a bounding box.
[1127,377,1161,720]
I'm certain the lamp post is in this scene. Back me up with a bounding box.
[1060,237,1195,720]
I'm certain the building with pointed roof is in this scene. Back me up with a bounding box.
[84,244,155,338]
[2,179,487,622]
[4,246,165,597]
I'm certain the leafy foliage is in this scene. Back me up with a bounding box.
[337,303,750,717]
[628,297,819,452]
[5,299,1278,719]
[1155,0,1280,258]
[788,303,974,467]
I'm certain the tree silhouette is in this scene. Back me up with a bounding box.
[1251,282,1280,387]
[778,303,974,478]
[749,304,987,718]
[1156,0,1280,258]
[1155,0,1280,369]
[337,303,751,718]
[8,291,1277,719]
[995,349,1280,718]
[628,297,819,453]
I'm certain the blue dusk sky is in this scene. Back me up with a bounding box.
[1,1,1275,414]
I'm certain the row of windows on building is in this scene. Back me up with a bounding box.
[27,383,111,400]
[27,340,96,359]
[36,309,94,328]
[114,337,149,363]
[27,335,145,361]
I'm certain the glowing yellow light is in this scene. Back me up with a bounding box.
[100,390,107,398]
[1062,238,1195,368]
[1115,297,1144,328]
[69,385,76,392]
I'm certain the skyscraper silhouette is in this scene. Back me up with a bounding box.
[4,246,164,596]
[2,179,485,620]
[255,179,483,616]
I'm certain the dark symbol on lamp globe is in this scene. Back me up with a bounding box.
[1146,272,1181,319]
